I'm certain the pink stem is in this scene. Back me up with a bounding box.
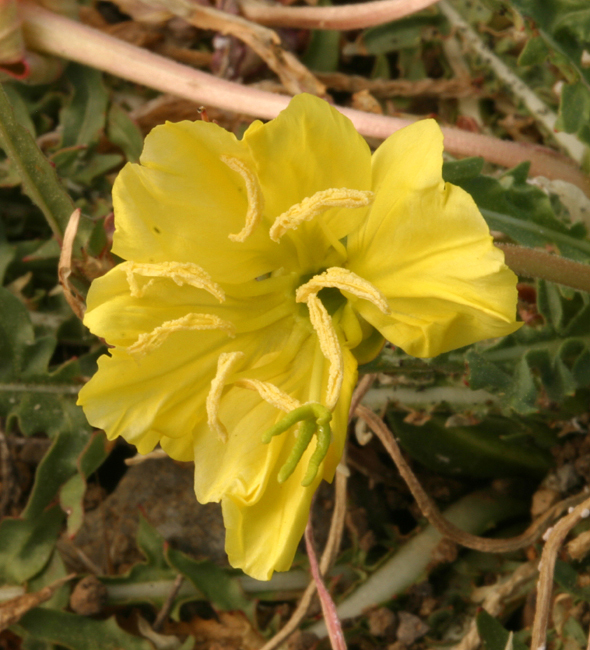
[238,0,439,30]
[305,521,347,650]
[19,1,590,196]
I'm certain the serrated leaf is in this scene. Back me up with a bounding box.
[166,546,254,618]
[0,288,86,436]
[453,163,590,260]
[60,64,108,150]
[386,413,552,478]
[0,84,77,245]
[16,610,154,650]
[23,414,91,520]
[0,507,63,585]
[102,515,177,605]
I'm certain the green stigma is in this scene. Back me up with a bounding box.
[261,403,332,487]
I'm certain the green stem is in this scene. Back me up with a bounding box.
[497,243,590,294]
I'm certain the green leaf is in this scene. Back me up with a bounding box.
[102,514,177,605]
[0,288,86,436]
[344,11,441,56]
[554,560,590,601]
[0,83,76,243]
[60,64,108,150]
[476,610,528,650]
[302,28,340,73]
[166,546,254,618]
[450,162,590,260]
[0,507,64,585]
[518,36,550,66]
[17,610,154,650]
[23,415,91,520]
[386,413,553,478]
[107,104,144,163]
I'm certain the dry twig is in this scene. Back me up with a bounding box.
[532,497,590,650]
[19,2,590,195]
[238,0,438,30]
[356,405,590,553]
[57,208,85,320]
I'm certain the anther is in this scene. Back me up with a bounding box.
[126,261,224,302]
[270,188,373,242]
[305,294,343,411]
[128,313,235,357]
[220,156,264,243]
[207,351,244,442]
[296,267,390,314]
[235,378,301,413]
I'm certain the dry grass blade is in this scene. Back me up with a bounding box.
[531,496,590,650]
[20,2,590,195]
[355,405,590,553]
[0,574,75,632]
[453,561,538,650]
[142,0,324,95]
[317,72,480,99]
[58,208,85,320]
[238,0,439,30]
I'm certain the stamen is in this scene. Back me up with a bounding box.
[269,188,374,242]
[126,261,224,302]
[235,378,301,412]
[128,313,235,357]
[220,155,264,243]
[305,294,343,411]
[296,267,390,314]
[207,351,244,442]
[261,403,332,486]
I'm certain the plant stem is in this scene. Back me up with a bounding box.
[238,0,438,30]
[497,243,590,294]
[439,0,585,163]
[19,1,590,196]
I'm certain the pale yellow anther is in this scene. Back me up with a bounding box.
[269,188,374,242]
[127,313,235,358]
[296,267,390,314]
[235,378,301,413]
[306,293,343,411]
[207,351,244,443]
[221,155,264,243]
[126,261,224,302]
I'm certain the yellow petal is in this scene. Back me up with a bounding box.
[214,342,357,581]
[348,146,521,357]
[243,94,372,270]
[111,121,291,284]
[78,268,297,457]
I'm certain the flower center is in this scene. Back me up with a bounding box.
[295,267,390,410]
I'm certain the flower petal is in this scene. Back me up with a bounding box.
[214,343,357,580]
[78,268,297,456]
[243,94,372,270]
[111,121,291,283]
[348,127,521,357]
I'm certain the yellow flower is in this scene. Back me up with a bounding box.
[78,94,520,580]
